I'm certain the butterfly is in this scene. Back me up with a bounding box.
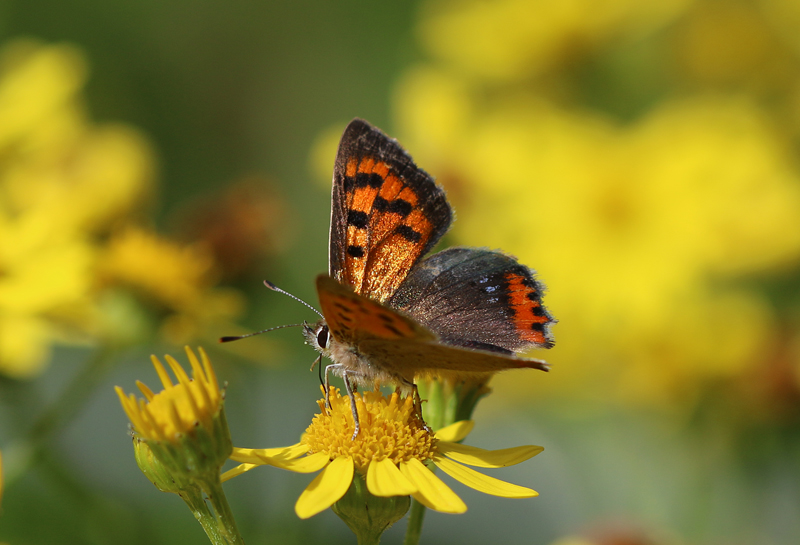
[299,119,555,434]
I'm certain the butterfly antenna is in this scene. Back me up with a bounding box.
[264,280,323,318]
[219,323,305,343]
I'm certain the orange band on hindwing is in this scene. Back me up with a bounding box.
[505,272,553,347]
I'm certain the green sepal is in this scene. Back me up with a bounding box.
[332,472,410,545]
[416,376,491,431]
[132,400,232,492]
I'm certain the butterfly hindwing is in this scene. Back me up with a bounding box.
[388,247,555,354]
[329,119,452,303]
[358,338,549,384]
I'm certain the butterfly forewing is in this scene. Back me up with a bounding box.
[329,119,452,302]
[316,274,436,347]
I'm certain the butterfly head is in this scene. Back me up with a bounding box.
[303,319,331,355]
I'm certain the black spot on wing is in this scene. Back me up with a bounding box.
[355,172,384,189]
[384,324,403,337]
[371,196,412,217]
[347,209,369,229]
[530,322,547,334]
[531,305,548,317]
[347,245,365,258]
[388,199,412,216]
[373,196,389,211]
[395,225,422,243]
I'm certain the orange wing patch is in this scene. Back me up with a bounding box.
[317,275,436,346]
[505,272,553,347]
[340,157,435,302]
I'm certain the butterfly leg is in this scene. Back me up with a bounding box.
[324,363,362,439]
[414,384,433,433]
[323,363,341,411]
[342,371,361,440]
[400,378,432,433]
[311,354,325,391]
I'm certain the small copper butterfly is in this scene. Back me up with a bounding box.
[300,119,555,431]
[224,119,556,434]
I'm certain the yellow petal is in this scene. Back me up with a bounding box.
[199,347,220,399]
[399,457,466,514]
[165,354,192,386]
[151,355,173,389]
[366,457,417,497]
[230,443,308,464]
[135,381,156,401]
[438,442,543,468]
[266,452,330,473]
[221,463,257,482]
[433,456,538,498]
[435,420,474,442]
[184,347,214,409]
[295,456,354,519]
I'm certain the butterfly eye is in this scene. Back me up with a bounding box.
[317,326,329,348]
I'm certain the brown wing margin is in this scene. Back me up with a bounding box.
[329,119,452,302]
[358,337,549,384]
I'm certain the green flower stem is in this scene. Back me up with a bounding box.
[406,376,491,545]
[179,485,228,545]
[403,499,427,545]
[202,477,246,545]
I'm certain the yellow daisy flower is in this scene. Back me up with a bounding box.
[223,387,542,518]
[116,348,245,543]
[116,346,224,442]
[115,346,231,487]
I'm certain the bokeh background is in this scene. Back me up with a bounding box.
[2,1,800,544]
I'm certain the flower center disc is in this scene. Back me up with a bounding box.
[302,388,437,472]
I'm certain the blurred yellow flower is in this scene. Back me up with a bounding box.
[0,39,246,377]
[0,40,154,378]
[674,1,795,88]
[760,0,800,57]
[418,0,692,81]
[96,226,244,345]
[675,0,800,149]
[395,63,800,406]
